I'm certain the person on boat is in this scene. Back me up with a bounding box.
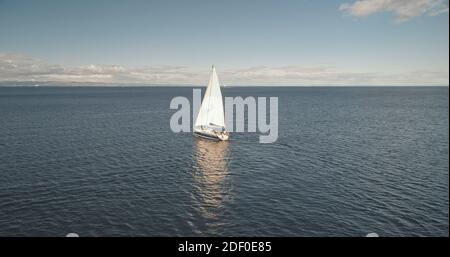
[219,127,229,136]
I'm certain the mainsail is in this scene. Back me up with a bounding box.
[194,66,225,129]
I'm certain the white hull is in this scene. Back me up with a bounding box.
[193,129,229,141]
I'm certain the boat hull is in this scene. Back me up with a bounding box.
[193,131,221,141]
[193,130,229,141]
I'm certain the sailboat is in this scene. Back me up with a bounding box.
[193,66,230,141]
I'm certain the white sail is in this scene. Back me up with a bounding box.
[194,66,225,129]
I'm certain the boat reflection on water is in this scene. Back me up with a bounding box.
[192,138,232,224]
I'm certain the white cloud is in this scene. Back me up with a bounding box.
[0,53,448,86]
[340,0,449,22]
[0,53,204,85]
[223,66,448,86]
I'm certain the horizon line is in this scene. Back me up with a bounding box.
[0,81,448,88]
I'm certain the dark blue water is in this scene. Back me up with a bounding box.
[0,86,448,236]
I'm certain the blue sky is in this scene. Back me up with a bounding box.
[0,0,448,85]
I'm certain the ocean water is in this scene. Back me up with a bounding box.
[0,86,448,237]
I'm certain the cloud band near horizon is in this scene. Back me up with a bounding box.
[0,53,448,86]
